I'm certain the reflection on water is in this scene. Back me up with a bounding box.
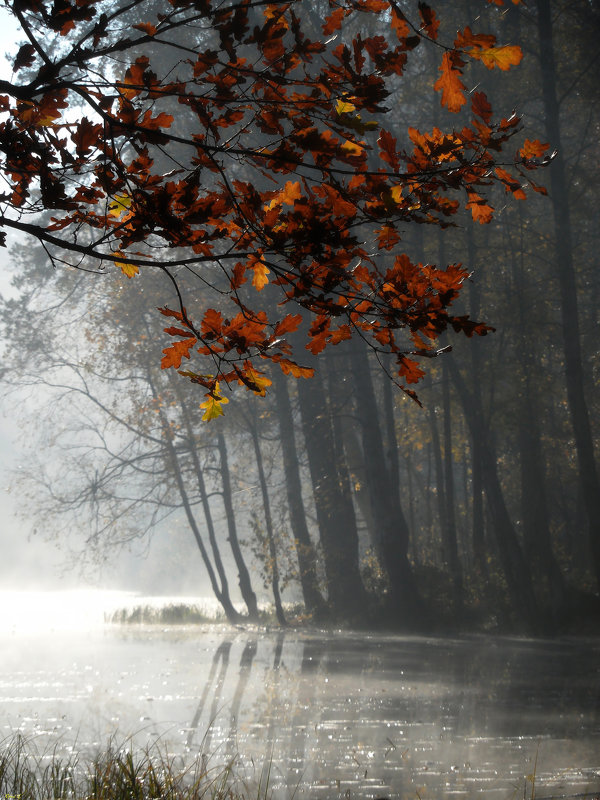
[0,599,598,799]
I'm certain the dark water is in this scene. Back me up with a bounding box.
[0,624,599,799]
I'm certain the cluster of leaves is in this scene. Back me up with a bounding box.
[0,0,551,416]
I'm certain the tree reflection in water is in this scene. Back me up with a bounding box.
[0,629,598,799]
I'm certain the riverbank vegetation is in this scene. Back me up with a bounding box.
[0,736,266,800]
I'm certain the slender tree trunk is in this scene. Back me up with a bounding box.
[147,367,243,623]
[272,371,327,619]
[248,416,287,626]
[381,353,401,514]
[215,425,259,621]
[536,0,600,588]
[466,228,486,575]
[442,360,463,614]
[171,375,234,609]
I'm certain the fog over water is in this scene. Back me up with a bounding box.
[0,591,598,800]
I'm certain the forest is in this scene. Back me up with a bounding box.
[0,0,598,635]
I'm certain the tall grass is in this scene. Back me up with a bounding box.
[0,736,263,800]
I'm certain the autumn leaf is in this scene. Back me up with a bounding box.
[336,99,356,114]
[470,45,522,71]
[322,7,346,35]
[398,356,426,384]
[243,364,272,395]
[248,255,270,291]
[274,314,302,336]
[161,338,198,369]
[520,139,550,159]
[112,251,139,278]
[121,57,149,99]
[201,308,224,338]
[390,6,410,40]
[275,357,314,379]
[418,3,439,39]
[266,180,302,210]
[133,21,157,35]
[200,383,229,420]
[471,91,492,122]
[108,193,132,218]
[434,51,467,112]
[377,225,401,250]
[329,324,352,345]
[466,193,494,224]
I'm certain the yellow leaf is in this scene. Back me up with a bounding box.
[244,365,272,396]
[336,99,356,114]
[108,193,132,218]
[112,251,139,278]
[470,44,522,71]
[341,139,364,156]
[200,383,229,421]
[390,185,403,203]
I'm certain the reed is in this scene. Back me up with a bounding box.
[0,736,263,800]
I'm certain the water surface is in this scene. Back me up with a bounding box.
[0,592,598,799]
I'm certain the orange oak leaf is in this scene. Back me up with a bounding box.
[251,259,270,291]
[520,139,550,159]
[274,314,302,336]
[470,45,522,71]
[434,51,467,112]
[274,357,315,379]
[466,193,494,224]
[161,338,198,369]
[201,308,224,338]
[390,6,410,40]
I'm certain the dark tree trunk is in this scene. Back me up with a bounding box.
[442,360,464,614]
[349,338,426,627]
[536,0,600,588]
[296,360,368,622]
[272,370,327,619]
[448,356,542,632]
[466,228,487,575]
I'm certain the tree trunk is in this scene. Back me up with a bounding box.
[215,425,259,621]
[171,375,235,612]
[536,0,600,588]
[442,360,464,614]
[272,370,327,619]
[349,338,426,627]
[296,360,368,622]
[148,367,243,623]
[448,356,541,632]
[248,414,287,626]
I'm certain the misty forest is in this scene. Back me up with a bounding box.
[0,0,598,798]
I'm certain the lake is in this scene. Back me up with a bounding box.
[0,591,599,799]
